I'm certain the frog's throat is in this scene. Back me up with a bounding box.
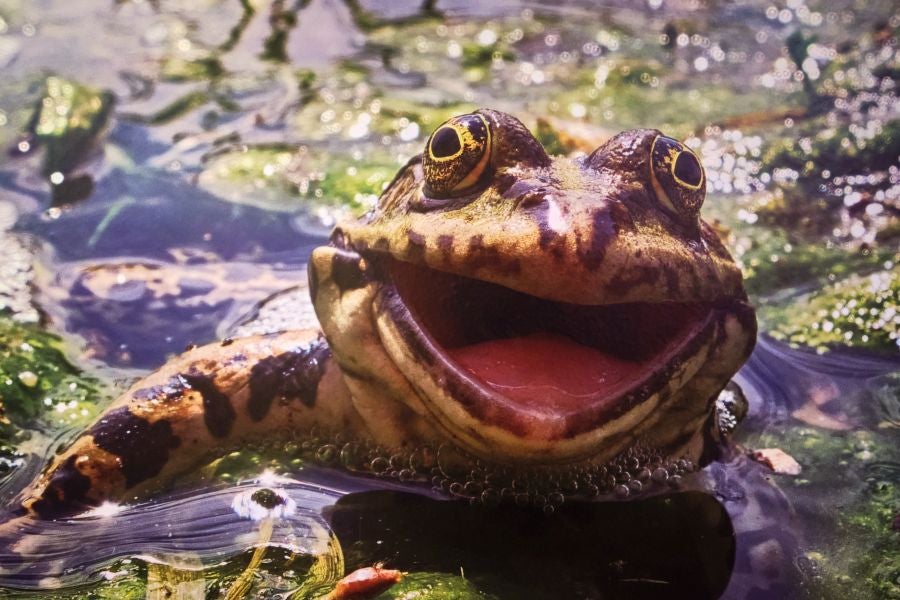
[311,246,755,465]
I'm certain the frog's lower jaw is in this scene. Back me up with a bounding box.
[372,259,755,466]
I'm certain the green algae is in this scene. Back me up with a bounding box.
[0,317,103,432]
[160,56,224,83]
[762,119,900,180]
[739,416,900,600]
[199,145,398,215]
[725,222,896,297]
[23,76,114,178]
[761,268,899,353]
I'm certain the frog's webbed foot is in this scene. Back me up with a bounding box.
[14,330,361,520]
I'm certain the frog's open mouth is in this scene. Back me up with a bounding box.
[375,259,721,461]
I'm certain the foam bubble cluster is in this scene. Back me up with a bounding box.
[284,431,697,514]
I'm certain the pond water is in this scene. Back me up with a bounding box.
[0,0,897,598]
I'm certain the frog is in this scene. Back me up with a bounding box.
[9,108,756,521]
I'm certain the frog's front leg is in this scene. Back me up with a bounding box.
[19,330,364,519]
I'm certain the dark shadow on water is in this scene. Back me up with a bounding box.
[328,490,736,600]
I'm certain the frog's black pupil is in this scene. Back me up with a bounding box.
[431,127,462,158]
[674,152,702,186]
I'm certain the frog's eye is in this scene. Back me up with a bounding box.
[649,135,705,220]
[422,114,492,198]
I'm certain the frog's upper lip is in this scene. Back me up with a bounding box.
[372,258,730,463]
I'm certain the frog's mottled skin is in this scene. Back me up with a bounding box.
[13,110,755,519]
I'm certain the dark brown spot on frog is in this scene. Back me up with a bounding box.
[331,249,368,292]
[182,372,236,438]
[221,337,234,347]
[30,455,93,518]
[436,234,454,255]
[90,407,181,488]
[466,235,520,274]
[407,230,426,260]
[575,209,618,270]
[132,375,188,403]
[246,337,332,420]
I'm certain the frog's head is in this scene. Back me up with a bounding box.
[310,109,755,467]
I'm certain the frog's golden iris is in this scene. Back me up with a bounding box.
[649,135,706,222]
[422,113,492,197]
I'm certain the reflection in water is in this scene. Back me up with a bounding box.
[0,338,895,597]
[0,475,340,591]
[0,485,738,599]
[328,489,735,599]
[737,335,900,428]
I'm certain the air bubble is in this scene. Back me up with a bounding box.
[274,430,700,507]
[315,444,338,464]
[464,481,483,496]
[340,442,364,470]
[410,445,437,471]
[370,457,389,474]
[437,444,470,480]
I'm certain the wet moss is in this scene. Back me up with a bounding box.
[160,56,224,82]
[0,318,103,430]
[546,68,786,136]
[461,41,514,69]
[19,76,114,178]
[199,146,397,216]
[761,268,899,353]
[731,224,895,297]
[762,119,900,177]
[739,369,900,600]
[260,0,303,63]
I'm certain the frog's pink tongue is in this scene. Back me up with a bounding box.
[447,333,647,413]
